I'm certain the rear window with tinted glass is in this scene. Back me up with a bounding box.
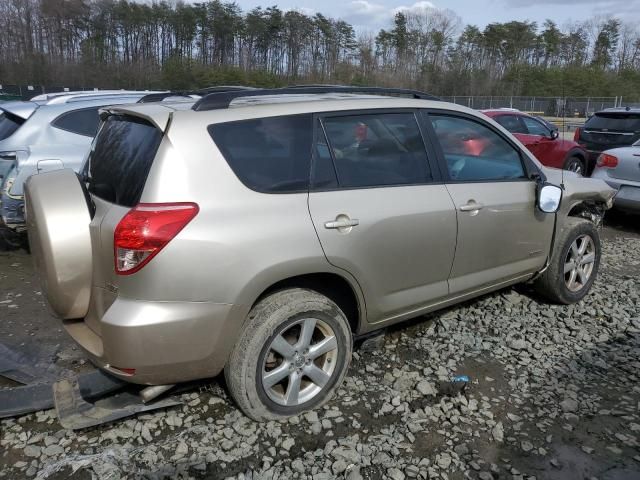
[586,113,640,131]
[52,108,101,137]
[0,110,25,140]
[208,114,313,193]
[86,115,162,207]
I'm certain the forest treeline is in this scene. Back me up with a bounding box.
[1,0,639,99]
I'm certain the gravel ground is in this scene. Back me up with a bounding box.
[1,211,639,480]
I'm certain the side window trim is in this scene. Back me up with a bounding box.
[422,109,540,183]
[51,106,100,137]
[310,108,442,192]
[309,117,339,190]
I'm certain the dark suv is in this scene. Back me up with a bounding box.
[576,108,640,172]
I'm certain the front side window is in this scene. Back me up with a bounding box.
[52,108,101,137]
[0,111,25,141]
[429,114,526,181]
[522,116,550,136]
[320,112,431,188]
[208,114,313,193]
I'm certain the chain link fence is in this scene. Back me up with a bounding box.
[440,95,640,118]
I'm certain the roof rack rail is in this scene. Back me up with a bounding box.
[137,86,257,104]
[137,92,194,103]
[192,86,440,112]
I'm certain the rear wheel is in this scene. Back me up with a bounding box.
[564,156,585,176]
[225,288,352,421]
[533,217,600,304]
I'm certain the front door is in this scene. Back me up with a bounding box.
[308,111,457,323]
[426,112,555,295]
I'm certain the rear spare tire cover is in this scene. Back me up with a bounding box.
[25,169,92,319]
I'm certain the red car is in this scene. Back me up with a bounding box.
[482,109,589,175]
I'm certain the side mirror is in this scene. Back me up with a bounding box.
[549,129,559,140]
[538,183,562,213]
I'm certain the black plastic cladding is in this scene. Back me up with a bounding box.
[191,86,441,112]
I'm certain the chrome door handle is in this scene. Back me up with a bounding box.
[324,218,359,229]
[459,202,484,212]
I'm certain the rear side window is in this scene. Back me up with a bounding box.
[586,113,640,132]
[208,114,313,193]
[52,108,101,137]
[494,115,527,134]
[86,115,162,207]
[320,112,431,188]
[0,111,25,141]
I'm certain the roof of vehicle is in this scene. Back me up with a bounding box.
[481,108,526,116]
[595,107,640,115]
[30,90,162,103]
[103,94,462,132]
[0,93,161,121]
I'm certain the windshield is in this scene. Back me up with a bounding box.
[0,110,25,141]
[586,113,640,132]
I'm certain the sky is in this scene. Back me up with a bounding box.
[232,0,640,32]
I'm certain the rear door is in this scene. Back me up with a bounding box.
[308,110,457,324]
[83,114,164,334]
[425,111,554,295]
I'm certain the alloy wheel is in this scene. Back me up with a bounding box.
[261,318,338,406]
[564,234,596,292]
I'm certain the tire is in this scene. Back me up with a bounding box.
[225,288,352,421]
[533,217,601,304]
[563,156,585,176]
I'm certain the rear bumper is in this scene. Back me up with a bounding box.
[591,170,640,212]
[64,296,248,385]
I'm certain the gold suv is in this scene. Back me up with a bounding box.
[25,87,616,420]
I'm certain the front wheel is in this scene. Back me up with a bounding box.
[533,217,601,304]
[225,288,352,421]
[564,156,585,176]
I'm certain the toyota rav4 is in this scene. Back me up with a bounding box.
[25,87,616,421]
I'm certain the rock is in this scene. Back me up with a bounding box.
[387,467,405,480]
[43,445,64,456]
[23,446,40,458]
[560,398,578,413]
[416,380,437,396]
[521,441,534,452]
[492,422,504,442]
[281,438,295,451]
[437,453,452,469]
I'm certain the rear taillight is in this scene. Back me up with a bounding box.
[596,153,618,168]
[573,127,581,142]
[114,202,199,275]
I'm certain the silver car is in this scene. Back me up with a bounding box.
[25,87,616,421]
[0,91,160,231]
[592,140,640,212]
